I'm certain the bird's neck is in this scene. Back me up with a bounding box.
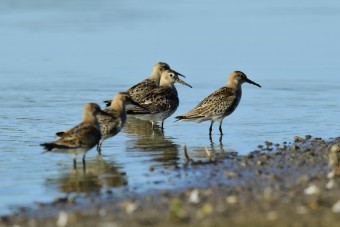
[110,99,126,115]
[227,80,242,91]
[160,79,175,88]
[83,113,100,130]
[149,70,161,85]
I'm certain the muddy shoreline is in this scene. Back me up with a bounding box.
[1,136,340,227]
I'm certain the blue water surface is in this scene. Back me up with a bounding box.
[0,0,339,215]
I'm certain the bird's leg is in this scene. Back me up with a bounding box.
[73,157,77,170]
[97,141,102,155]
[82,154,86,173]
[209,121,214,135]
[219,122,223,135]
[161,121,164,131]
[151,121,155,130]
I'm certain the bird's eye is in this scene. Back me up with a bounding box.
[170,73,174,77]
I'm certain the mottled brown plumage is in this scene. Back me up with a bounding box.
[128,69,192,129]
[41,103,103,169]
[104,62,185,106]
[176,71,261,135]
[97,92,140,153]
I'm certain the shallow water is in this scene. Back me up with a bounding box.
[0,0,339,215]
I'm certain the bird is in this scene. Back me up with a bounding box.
[104,62,185,106]
[127,69,192,130]
[175,71,261,136]
[96,92,142,153]
[41,103,104,170]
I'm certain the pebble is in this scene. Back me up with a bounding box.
[304,185,320,195]
[326,179,335,190]
[56,211,68,227]
[189,189,200,204]
[332,199,340,213]
[226,196,238,204]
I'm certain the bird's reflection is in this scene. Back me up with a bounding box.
[46,158,127,193]
[123,117,180,166]
[209,134,224,150]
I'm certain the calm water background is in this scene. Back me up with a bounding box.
[0,0,339,215]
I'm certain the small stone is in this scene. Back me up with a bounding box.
[305,135,312,140]
[189,189,200,204]
[124,201,140,214]
[328,171,335,179]
[265,141,273,147]
[226,196,238,204]
[290,144,300,152]
[332,200,340,213]
[56,211,68,227]
[326,179,335,190]
[296,206,308,214]
[294,136,305,142]
[304,184,320,195]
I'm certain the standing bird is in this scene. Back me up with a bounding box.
[41,103,104,170]
[104,62,185,106]
[175,71,261,135]
[96,92,141,153]
[128,69,192,130]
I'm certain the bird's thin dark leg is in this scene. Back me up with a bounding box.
[73,158,77,170]
[82,155,86,173]
[219,122,223,135]
[97,142,102,155]
[209,121,214,135]
[161,121,164,131]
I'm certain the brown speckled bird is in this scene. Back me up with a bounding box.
[41,103,104,169]
[104,62,185,106]
[128,69,192,130]
[96,92,141,153]
[176,71,261,135]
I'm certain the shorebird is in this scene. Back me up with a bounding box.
[175,71,261,135]
[96,92,141,153]
[104,62,185,106]
[127,69,192,130]
[41,103,104,170]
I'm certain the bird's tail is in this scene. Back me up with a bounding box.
[103,100,111,107]
[40,143,55,152]
[56,131,65,137]
[40,143,67,152]
[175,115,187,122]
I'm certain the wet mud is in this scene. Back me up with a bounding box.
[1,135,340,227]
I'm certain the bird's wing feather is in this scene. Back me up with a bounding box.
[128,87,178,114]
[127,79,158,101]
[55,123,101,148]
[181,87,237,118]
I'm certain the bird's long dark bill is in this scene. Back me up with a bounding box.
[176,78,192,88]
[174,70,186,78]
[246,78,261,88]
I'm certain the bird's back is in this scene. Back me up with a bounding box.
[177,86,239,120]
[127,79,158,102]
[97,108,124,136]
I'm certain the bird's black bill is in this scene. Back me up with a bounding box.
[176,78,193,88]
[246,78,261,88]
[174,70,186,78]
